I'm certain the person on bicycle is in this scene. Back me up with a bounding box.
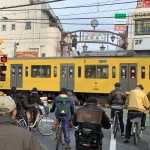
[108,82,126,136]
[27,87,43,123]
[0,96,43,150]
[124,84,150,143]
[73,97,111,150]
[50,88,75,149]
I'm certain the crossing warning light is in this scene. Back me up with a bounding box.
[1,55,7,63]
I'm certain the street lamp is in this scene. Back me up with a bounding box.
[100,43,105,51]
[14,42,19,58]
[82,43,88,52]
[111,35,115,43]
[60,40,65,56]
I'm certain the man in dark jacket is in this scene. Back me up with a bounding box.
[28,87,43,123]
[0,96,43,150]
[74,97,111,150]
[109,82,126,136]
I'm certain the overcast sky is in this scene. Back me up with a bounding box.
[50,0,137,32]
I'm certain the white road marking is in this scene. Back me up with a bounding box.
[109,125,117,150]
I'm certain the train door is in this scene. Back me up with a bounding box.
[60,64,74,90]
[10,64,23,88]
[120,64,137,91]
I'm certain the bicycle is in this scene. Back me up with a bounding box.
[112,110,120,138]
[131,117,142,145]
[111,105,123,138]
[17,105,55,136]
[55,116,64,150]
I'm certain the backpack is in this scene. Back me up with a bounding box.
[55,96,71,117]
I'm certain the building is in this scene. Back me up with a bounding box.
[0,0,63,57]
[128,0,150,50]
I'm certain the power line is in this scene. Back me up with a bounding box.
[0,0,137,11]
[0,0,65,10]
[51,0,137,10]
[59,7,135,17]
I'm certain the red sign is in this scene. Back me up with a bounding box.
[114,25,127,31]
[16,50,39,58]
[143,0,150,7]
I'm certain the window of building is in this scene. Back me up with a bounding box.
[112,66,116,78]
[31,65,51,78]
[11,24,15,30]
[25,22,31,30]
[2,25,6,31]
[0,65,6,81]
[135,19,150,35]
[85,65,109,79]
[141,66,145,79]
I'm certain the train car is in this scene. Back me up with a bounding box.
[0,50,150,99]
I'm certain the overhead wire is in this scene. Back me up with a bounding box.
[0,0,137,10]
[0,0,65,10]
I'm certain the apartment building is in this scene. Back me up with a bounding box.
[0,0,63,57]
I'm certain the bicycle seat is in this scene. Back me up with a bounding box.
[130,117,141,123]
[111,105,123,110]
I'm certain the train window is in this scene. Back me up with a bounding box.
[53,66,57,77]
[141,66,145,79]
[31,65,51,78]
[121,66,127,79]
[149,65,150,79]
[69,67,74,78]
[130,66,136,79]
[0,65,6,81]
[78,66,81,78]
[97,65,109,79]
[25,67,28,77]
[112,66,116,78]
[85,65,96,78]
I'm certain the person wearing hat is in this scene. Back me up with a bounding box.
[124,84,150,143]
[0,96,43,150]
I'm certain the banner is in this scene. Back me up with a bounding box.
[114,25,127,31]
[144,0,150,7]
[16,50,39,58]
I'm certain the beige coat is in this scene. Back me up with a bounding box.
[127,88,150,113]
[0,116,43,150]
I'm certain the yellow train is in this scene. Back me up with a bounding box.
[0,51,150,98]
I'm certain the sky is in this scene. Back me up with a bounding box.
[50,0,137,32]
[50,0,137,51]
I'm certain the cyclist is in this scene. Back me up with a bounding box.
[27,87,43,123]
[0,96,43,150]
[108,82,126,136]
[124,84,150,143]
[73,97,111,150]
[50,88,75,149]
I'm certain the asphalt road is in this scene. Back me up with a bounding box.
[35,109,150,150]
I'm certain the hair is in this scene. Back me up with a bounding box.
[137,84,144,90]
[114,82,120,88]
[60,88,68,94]
[32,87,37,92]
[86,96,97,104]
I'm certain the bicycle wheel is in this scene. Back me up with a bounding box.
[113,114,119,138]
[38,116,55,136]
[56,125,62,150]
[17,119,28,129]
[133,123,138,145]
